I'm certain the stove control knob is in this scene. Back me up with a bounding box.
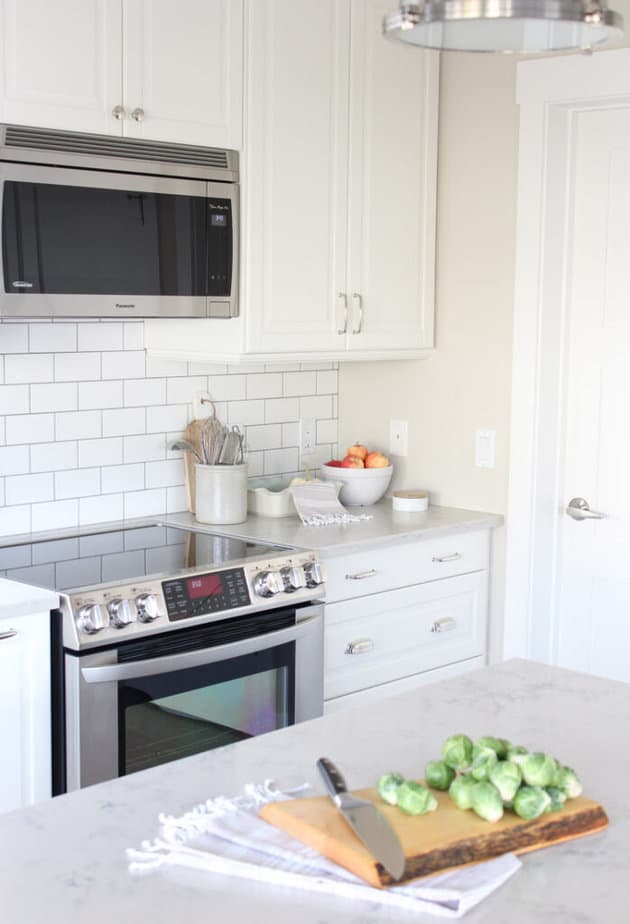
[253,570,284,597]
[77,603,106,635]
[107,597,135,629]
[304,561,325,587]
[280,565,307,592]
[135,593,160,622]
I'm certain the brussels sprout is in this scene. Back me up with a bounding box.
[545,786,567,812]
[449,773,476,811]
[396,781,438,816]
[473,736,509,759]
[425,760,455,791]
[513,785,551,820]
[489,759,522,802]
[442,734,474,771]
[471,747,498,781]
[554,766,583,799]
[520,753,558,788]
[377,772,405,806]
[507,745,529,763]
[470,781,504,823]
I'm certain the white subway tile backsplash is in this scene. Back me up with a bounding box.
[101,463,145,494]
[30,324,77,353]
[5,353,54,384]
[0,445,29,476]
[102,351,145,379]
[0,320,338,537]
[0,385,30,415]
[56,410,102,441]
[79,380,123,410]
[6,413,55,445]
[55,468,100,500]
[78,323,123,352]
[102,407,145,437]
[31,382,78,413]
[5,472,54,505]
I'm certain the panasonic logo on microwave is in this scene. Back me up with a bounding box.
[115,303,136,309]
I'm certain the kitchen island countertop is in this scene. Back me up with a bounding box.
[0,658,628,923]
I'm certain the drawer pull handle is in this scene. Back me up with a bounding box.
[0,628,17,641]
[345,638,375,655]
[431,618,457,634]
[345,569,378,581]
[432,552,462,564]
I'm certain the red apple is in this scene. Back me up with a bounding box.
[365,451,389,468]
[346,443,368,462]
[325,459,343,467]
[341,454,365,468]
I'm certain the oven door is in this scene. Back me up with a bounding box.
[62,603,322,792]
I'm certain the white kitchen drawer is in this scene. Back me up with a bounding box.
[323,529,489,603]
[324,656,485,714]
[324,570,488,700]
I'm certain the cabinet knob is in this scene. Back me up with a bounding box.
[344,638,375,655]
[112,104,126,120]
[345,568,378,581]
[337,293,348,335]
[131,107,145,122]
[351,293,363,334]
[432,552,462,564]
[430,617,457,634]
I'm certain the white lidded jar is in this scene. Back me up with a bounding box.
[195,463,248,525]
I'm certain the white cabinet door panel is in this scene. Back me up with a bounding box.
[243,0,350,354]
[346,0,438,352]
[123,0,243,148]
[0,0,122,136]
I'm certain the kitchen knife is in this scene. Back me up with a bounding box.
[316,757,405,881]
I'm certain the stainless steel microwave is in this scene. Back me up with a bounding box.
[0,124,239,319]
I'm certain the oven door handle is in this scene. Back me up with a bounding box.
[79,612,321,684]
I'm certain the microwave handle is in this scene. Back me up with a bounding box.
[80,610,321,684]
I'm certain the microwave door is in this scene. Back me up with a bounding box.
[0,163,210,318]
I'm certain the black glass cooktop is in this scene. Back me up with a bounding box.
[0,524,289,592]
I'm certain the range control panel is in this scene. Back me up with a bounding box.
[163,567,250,621]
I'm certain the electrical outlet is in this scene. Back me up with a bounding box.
[389,419,408,457]
[475,429,496,468]
[300,418,316,455]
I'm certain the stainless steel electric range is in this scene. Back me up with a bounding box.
[3,521,326,793]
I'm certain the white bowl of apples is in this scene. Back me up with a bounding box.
[320,443,393,506]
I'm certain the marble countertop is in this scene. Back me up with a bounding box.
[161,502,503,556]
[0,577,59,621]
[1,659,627,924]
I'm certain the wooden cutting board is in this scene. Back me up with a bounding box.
[259,784,608,889]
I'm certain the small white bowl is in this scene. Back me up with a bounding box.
[320,463,393,506]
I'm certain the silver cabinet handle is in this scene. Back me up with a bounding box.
[345,638,375,655]
[0,628,17,641]
[112,105,126,120]
[430,618,457,634]
[432,552,462,563]
[337,292,348,335]
[351,292,363,334]
[131,107,145,122]
[566,497,606,521]
[345,569,378,580]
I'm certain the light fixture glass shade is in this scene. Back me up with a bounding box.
[383,1,624,53]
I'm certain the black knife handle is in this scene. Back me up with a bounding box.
[317,757,349,798]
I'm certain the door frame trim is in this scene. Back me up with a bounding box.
[504,48,630,662]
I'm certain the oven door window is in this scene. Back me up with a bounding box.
[118,643,295,776]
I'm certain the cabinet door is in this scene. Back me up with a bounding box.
[243,0,351,355]
[0,0,123,136]
[123,0,243,149]
[345,0,438,352]
[0,613,51,813]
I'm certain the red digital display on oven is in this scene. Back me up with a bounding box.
[187,574,223,599]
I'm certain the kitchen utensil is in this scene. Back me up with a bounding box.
[218,425,244,465]
[259,782,608,889]
[181,420,206,513]
[168,439,203,463]
[202,415,225,465]
[315,757,405,882]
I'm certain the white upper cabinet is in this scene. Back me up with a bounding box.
[0,0,243,148]
[123,0,243,148]
[0,0,122,136]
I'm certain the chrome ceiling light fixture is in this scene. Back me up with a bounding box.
[383,0,624,53]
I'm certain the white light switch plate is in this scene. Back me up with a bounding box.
[389,419,408,457]
[300,418,316,455]
[475,429,496,468]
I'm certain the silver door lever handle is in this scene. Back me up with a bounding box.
[566,497,606,521]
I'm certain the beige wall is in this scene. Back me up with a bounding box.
[338,53,520,663]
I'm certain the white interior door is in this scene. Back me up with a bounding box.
[554,107,630,682]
